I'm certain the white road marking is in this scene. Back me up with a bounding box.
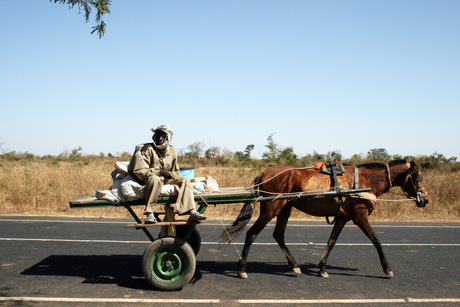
[1,237,459,246]
[0,237,149,244]
[237,298,460,304]
[0,218,129,224]
[0,297,220,303]
[0,296,458,304]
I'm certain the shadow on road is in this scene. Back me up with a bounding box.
[21,255,151,291]
[191,260,386,284]
[21,255,389,291]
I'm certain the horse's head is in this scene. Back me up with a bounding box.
[402,161,429,208]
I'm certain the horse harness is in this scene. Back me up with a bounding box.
[320,161,347,225]
[320,162,390,224]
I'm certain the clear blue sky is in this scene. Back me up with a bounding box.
[1,1,459,159]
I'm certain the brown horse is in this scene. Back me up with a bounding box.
[220,160,429,279]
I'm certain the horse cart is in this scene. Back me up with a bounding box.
[69,182,372,291]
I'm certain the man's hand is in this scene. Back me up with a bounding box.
[159,170,173,179]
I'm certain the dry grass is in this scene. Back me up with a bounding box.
[0,160,458,223]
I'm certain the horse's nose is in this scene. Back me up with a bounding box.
[418,199,429,208]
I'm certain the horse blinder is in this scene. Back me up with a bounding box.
[412,174,429,208]
[403,169,429,208]
[415,176,429,208]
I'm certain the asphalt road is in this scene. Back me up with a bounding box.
[0,216,459,306]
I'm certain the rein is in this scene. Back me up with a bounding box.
[251,166,316,189]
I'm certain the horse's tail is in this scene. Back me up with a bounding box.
[217,201,255,244]
[217,174,263,244]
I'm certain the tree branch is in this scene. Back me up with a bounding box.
[51,0,111,38]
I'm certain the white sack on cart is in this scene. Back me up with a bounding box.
[191,175,219,192]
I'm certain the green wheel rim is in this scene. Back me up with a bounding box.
[150,246,187,283]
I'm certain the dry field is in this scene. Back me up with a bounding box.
[0,160,458,223]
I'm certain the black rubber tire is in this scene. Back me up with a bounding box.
[175,226,201,256]
[142,237,196,291]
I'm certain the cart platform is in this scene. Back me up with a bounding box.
[69,187,255,209]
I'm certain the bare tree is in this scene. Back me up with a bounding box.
[186,142,205,159]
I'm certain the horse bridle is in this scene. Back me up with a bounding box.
[385,163,427,205]
[401,169,428,205]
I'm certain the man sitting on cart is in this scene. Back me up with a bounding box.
[127,124,207,224]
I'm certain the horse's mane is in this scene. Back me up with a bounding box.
[358,159,407,170]
[388,159,408,167]
[358,162,387,170]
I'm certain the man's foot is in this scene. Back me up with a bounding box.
[189,209,207,221]
[144,213,157,224]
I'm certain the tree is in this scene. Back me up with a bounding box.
[186,142,205,159]
[325,150,342,162]
[349,153,365,165]
[367,148,390,162]
[243,144,255,159]
[70,146,83,157]
[262,134,280,162]
[219,148,234,165]
[51,0,112,38]
[262,134,299,166]
[311,151,325,161]
[205,146,220,160]
[418,152,457,171]
[235,144,255,162]
[278,147,298,165]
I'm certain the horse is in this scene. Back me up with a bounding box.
[219,160,429,279]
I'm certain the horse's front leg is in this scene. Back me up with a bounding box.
[238,213,273,279]
[273,204,301,274]
[317,215,347,278]
[354,217,393,277]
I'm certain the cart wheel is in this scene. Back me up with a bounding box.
[142,237,196,291]
[175,226,201,256]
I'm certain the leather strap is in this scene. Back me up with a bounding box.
[354,166,359,189]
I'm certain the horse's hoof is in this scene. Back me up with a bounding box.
[292,267,302,274]
[319,271,329,278]
[385,270,394,277]
[237,271,248,279]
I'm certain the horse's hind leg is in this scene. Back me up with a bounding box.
[317,215,347,278]
[354,217,393,277]
[237,204,274,279]
[273,203,301,274]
